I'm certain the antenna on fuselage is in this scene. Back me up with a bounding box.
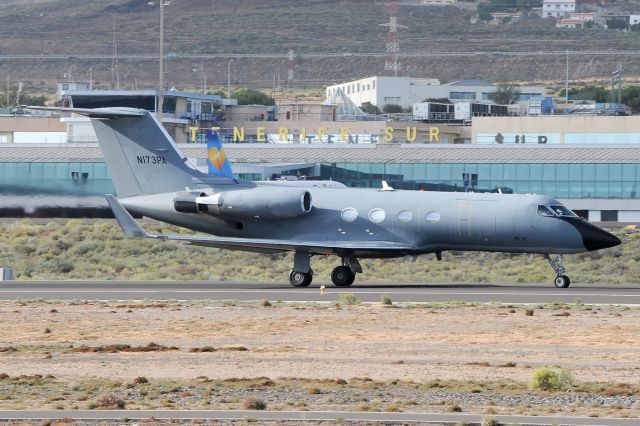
[381,181,394,192]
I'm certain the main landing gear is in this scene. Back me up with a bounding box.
[544,254,570,288]
[288,269,313,287]
[288,252,362,288]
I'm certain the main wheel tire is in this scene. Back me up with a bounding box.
[331,266,355,287]
[554,275,570,288]
[289,270,312,287]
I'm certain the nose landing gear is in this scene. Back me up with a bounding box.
[545,254,570,288]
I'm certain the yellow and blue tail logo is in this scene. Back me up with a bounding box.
[206,130,234,178]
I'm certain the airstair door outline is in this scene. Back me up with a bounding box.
[457,205,472,237]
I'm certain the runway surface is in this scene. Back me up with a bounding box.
[0,409,637,425]
[1,280,640,304]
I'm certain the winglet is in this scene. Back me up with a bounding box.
[105,195,149,238]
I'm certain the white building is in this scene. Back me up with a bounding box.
[542,0,576,18]
[326,77,545,109]
[556,18,585,28]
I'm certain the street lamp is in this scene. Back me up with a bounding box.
[227,59,234,99]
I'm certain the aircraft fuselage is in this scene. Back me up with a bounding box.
[120,184,617,258]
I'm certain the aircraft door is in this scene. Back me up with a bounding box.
[456,202,497,245]
[512,204,533,242]
[457,205,472,238]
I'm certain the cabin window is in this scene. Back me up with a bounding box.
[341,207,358,222]
[537,205,555,217]
[397,210,413,222]
[425,211,441,223]
[368,208,386,223]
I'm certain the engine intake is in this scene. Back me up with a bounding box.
[173,192,208,214]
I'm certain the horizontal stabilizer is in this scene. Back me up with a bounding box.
[105,195,149,238]
[24,106,147,117]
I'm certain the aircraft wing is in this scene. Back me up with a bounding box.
[106,195,415,255]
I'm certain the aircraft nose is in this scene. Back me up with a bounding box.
[568,219,622,251]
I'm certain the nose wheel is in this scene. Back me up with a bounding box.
[545,254,571,288]
[554,274,571,288]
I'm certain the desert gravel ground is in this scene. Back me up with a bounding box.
[0,300,638,418]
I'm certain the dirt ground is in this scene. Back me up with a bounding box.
[0,300,638,385]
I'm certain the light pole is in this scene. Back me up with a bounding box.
[148,1,168,118]
[565,50,569,102]
[200,66,206,92]
[158,0,165,119]
[89,67,93,90]
[227,59,234,99]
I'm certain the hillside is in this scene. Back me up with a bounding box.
[3,0,640,96]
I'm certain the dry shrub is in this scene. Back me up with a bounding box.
[96,394,125,409]
[242,396,267,410]
[71,343,178,353]
[189,346,217,353]
[219,345,248,352]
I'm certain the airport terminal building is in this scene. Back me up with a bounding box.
[1,86,640,222]
[1,142,639,222]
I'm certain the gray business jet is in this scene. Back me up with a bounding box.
[30,107,621,288]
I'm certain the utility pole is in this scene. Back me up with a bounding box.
[565,50,569,102]
[111,21,118,89]
[617,63,622,105]
[227,59,234,99]
[157,0,165,119]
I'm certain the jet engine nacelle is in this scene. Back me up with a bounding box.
[173,192,209,214]
[173,188,313,220]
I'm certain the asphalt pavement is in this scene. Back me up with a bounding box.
[0,409,636,425]
[0,280,639,304]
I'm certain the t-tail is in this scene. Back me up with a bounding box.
[206,130,234,178]
[28,107,209,197]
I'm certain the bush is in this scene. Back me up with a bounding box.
[338,293,360,305]
[242,396,267,410]
[380,295,393,306]
[530,367,575,390]
[133,376,148,384]
[96,394,126,409]
[382,103,402,114]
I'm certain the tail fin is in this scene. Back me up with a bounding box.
[86,109,207,197]
[206,130,234,178]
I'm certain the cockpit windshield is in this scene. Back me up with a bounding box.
[537,205,555,217]
[537,204,577,218]
[549,205,577,217]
